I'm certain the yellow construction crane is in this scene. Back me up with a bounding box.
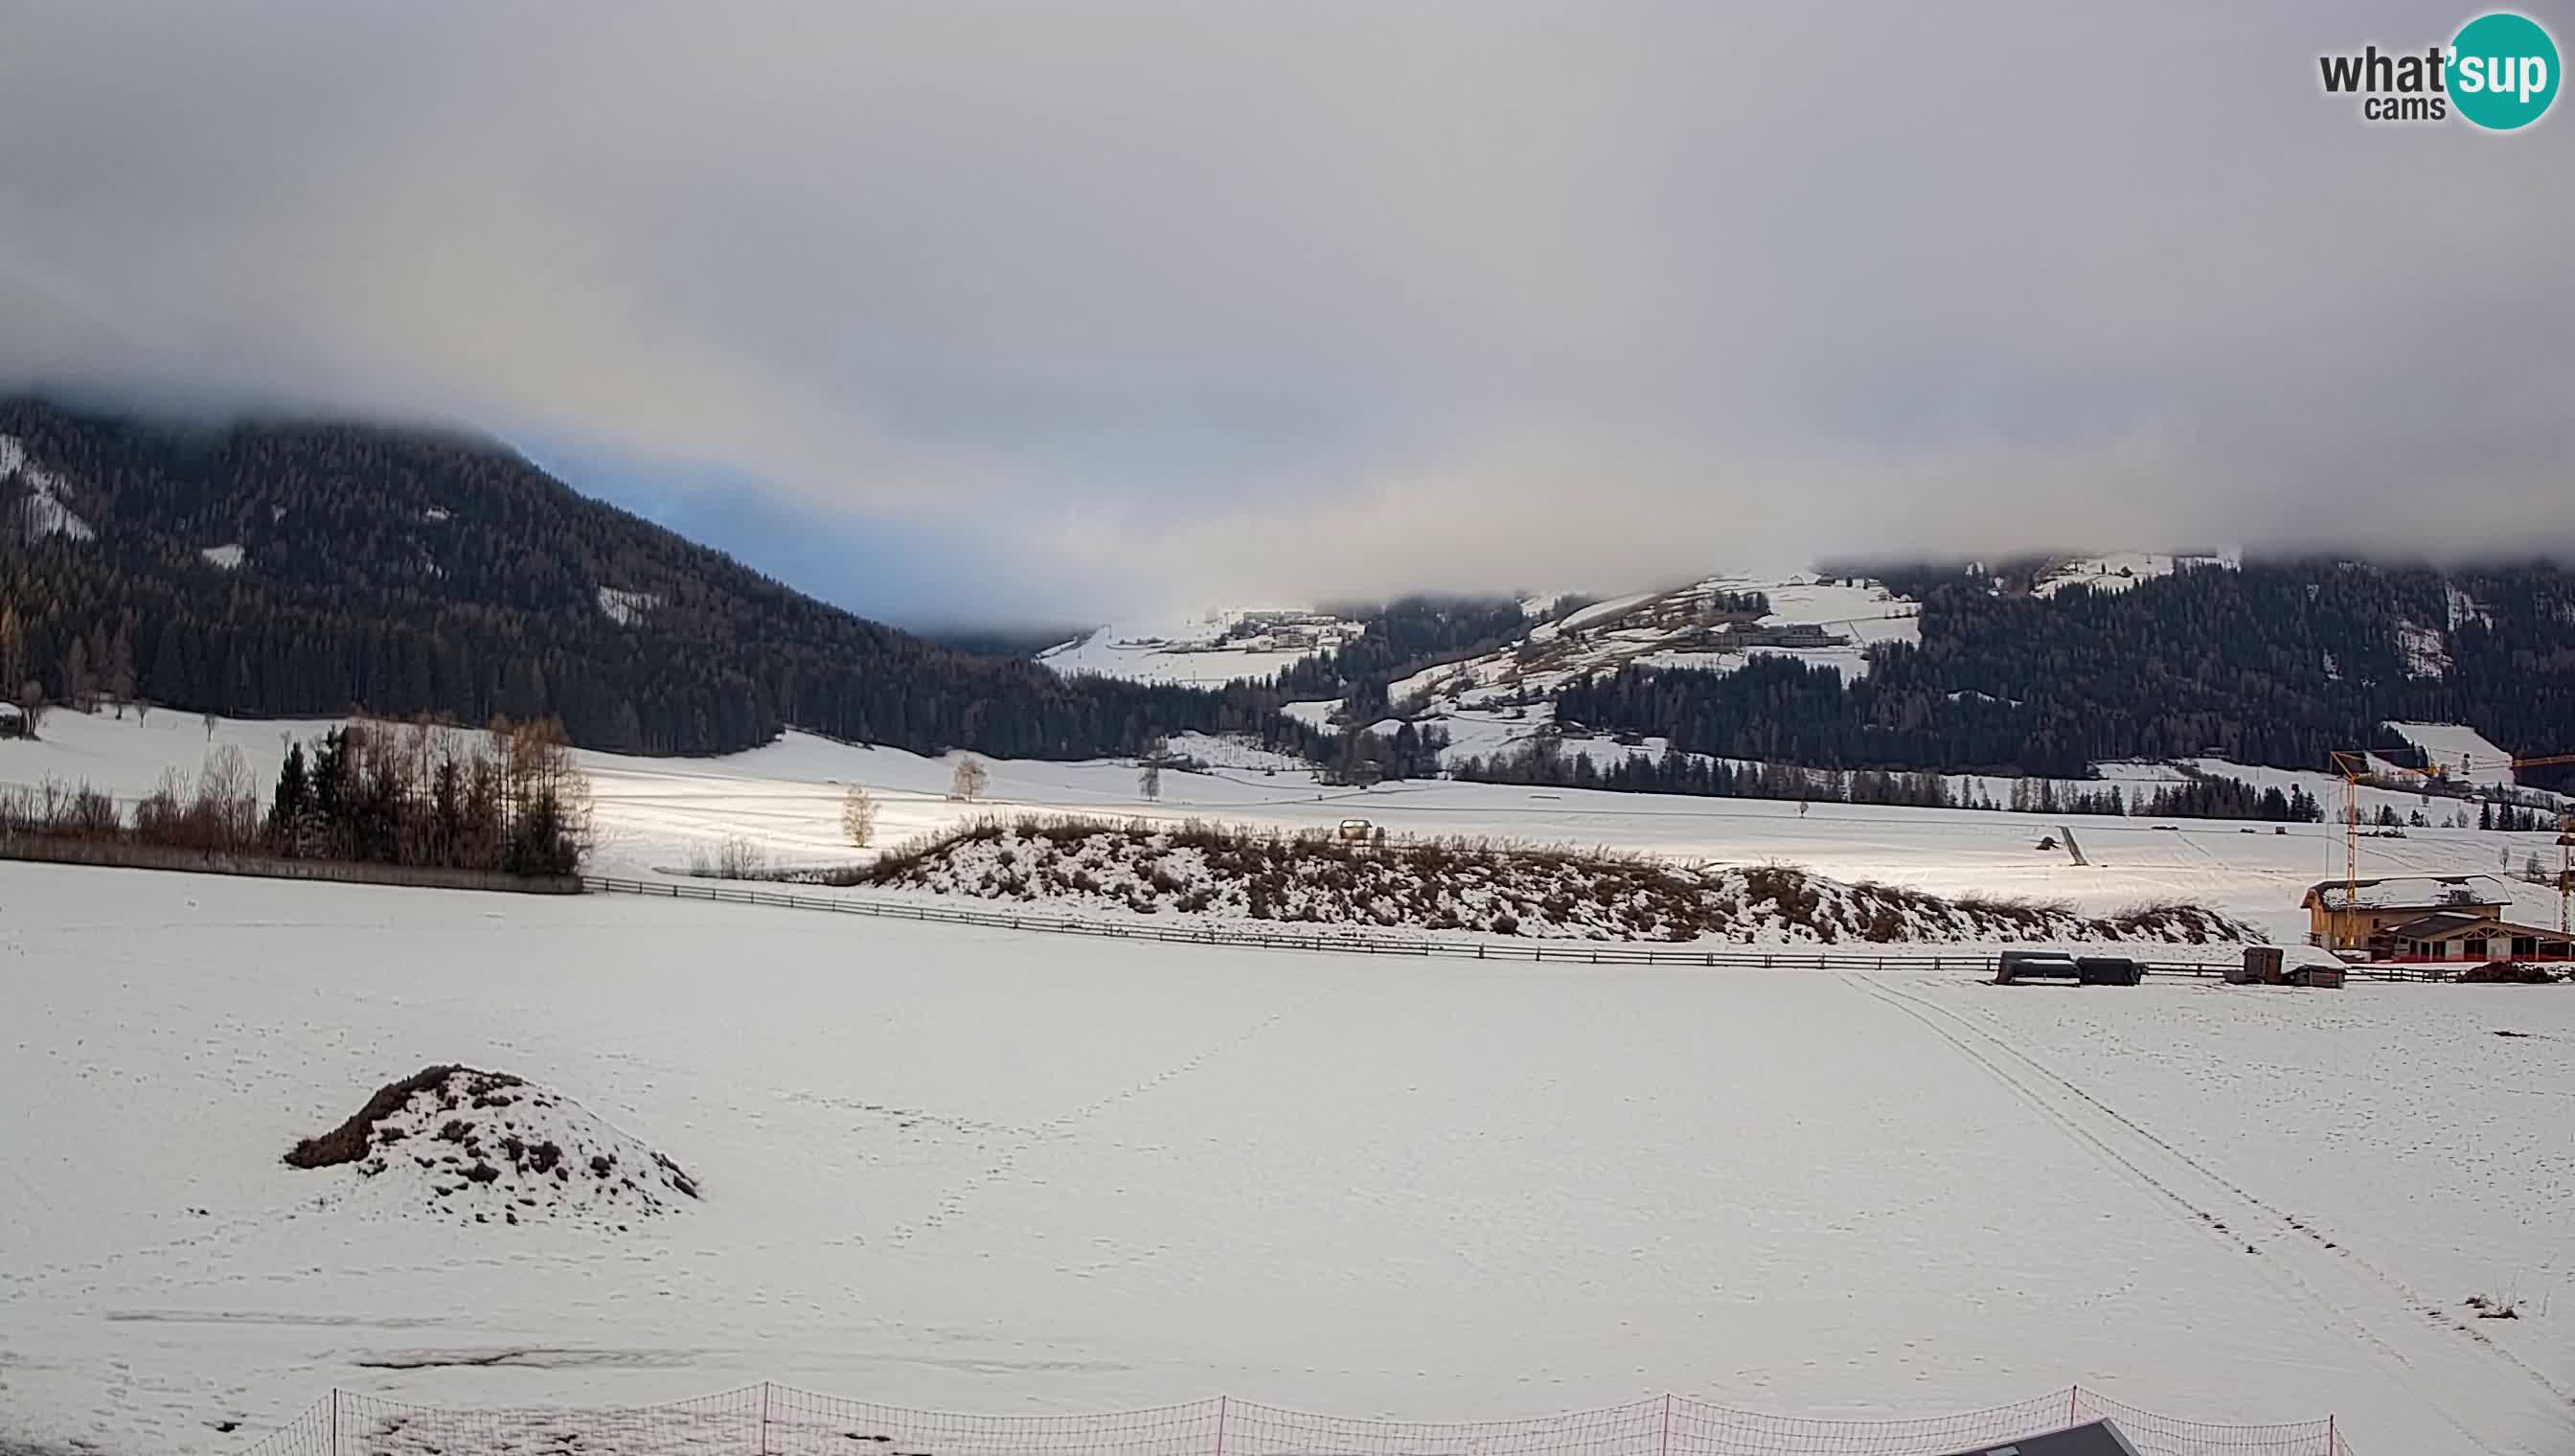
[2328,750,2444,913]
[2330,748,2575,935]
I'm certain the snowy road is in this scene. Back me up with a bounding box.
[3,865,2568,1456]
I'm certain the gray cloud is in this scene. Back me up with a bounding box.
[3,1,2569,616]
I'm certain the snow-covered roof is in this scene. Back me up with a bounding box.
[2302,874,2509,912]
[2377,909,2557,940]
[0,700,20,719]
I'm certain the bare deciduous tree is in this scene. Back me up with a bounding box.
[16,679,47,738]
[949,755,989,802]
[692,834,767,879]
[841,785,879,848]
[63,637,93,713]
[198,743,260,848]
[1139,760,1162,802]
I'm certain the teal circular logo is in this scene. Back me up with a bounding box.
[2451,12,2560,130]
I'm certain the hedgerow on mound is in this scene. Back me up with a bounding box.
[285,1067,698,1231]
[850,816,2257,944]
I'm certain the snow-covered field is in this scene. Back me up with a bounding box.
[1,864,2567,1456]
[7,710,2569,944]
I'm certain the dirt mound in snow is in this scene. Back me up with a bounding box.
[286,1067,698,1230]
[861,817,2260,944]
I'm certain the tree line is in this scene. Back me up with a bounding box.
[1448,732,2334,823]
[0,716,591,875]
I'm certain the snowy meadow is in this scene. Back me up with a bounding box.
[2,713,2571,1456]
[1,862,2568,1456]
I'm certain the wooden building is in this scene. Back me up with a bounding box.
[2300,874,2508,952]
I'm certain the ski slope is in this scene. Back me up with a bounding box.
[0,866,2567,1456]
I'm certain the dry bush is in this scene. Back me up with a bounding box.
[691,834,769,879]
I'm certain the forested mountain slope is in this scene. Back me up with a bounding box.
[0,398,1275,757]
[1543,560,2575,789]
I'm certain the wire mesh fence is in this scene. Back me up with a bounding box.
[242,1385,2350,1456]
[1666,1389,2077,1455]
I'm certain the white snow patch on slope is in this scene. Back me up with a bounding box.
[1556,591,1660,632]
[1,432,97,542]
[296,1068,698,1232]
[2387,722,2520,787]
[2393,621,2448,677]
[1040,607,1362,687]
[1282,698,1342,732]
[199,543,246,571]
[597,585,659,626]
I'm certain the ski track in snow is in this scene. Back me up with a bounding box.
[1854,977,2572,1455]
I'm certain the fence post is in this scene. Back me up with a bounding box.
[330,1388,341,1456]
[1215,1395,1229,1456]
[1658,1392,1672,1456]
[2067,1384,2079,1427]
[761,1380,773,1455]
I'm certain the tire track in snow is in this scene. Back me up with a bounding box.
[1847,975,2569,1456]
[856,982,1351,1252]
[1887,978,2571,1398]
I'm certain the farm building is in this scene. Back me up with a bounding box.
[2370,910,2571,964]
[2300,874,2508,952]
[0,700,23,739]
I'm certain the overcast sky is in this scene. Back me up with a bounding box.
[3,2,2569,624]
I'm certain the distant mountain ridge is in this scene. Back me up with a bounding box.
[0,397,1284,758]
[1056,556,2575,796]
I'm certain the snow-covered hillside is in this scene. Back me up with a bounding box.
[1391,570,1921,709]
[3,867,2567,1456]
[1039,607,1364,686]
